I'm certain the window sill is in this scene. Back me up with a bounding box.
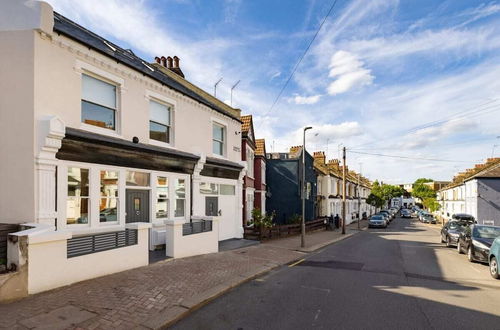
[80,123,122,139]
[211,153,228,160]
[149,139,174,149]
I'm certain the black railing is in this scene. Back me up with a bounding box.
[183,220,213,236]
[67,229,138,258]
[0,224,20,265]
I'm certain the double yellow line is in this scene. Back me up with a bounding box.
[288,258,305,267]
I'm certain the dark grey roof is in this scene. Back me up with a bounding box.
[53,12,240,122]
[65,127,200,161]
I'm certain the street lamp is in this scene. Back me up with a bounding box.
[302,126,313,248]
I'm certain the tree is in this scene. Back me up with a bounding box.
[369,181,406,208]
[423,197,441,212]
[412,178,436,200]
[367,193,384,208]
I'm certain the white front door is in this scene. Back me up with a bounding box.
[218,194,238,240]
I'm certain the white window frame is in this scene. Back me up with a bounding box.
[146,90,176,148]
[212,119,227,158]
[75,60,124,138]
[246,146,254,179]
[262,162,266,184]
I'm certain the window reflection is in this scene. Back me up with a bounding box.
[67,167,90,225]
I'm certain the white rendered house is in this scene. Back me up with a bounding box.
[0,1,245,297]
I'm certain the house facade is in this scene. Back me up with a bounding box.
[254,139,267,216]
[314,153,375,224]
[241,115,256,225]
[0,2,245,296]
[266,147,317,224]
[438,158,500,226]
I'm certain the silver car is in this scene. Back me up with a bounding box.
[369,215,387,228]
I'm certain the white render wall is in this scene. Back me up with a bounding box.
[27,223,150,294]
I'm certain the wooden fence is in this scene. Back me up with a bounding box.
[244,217,328,241]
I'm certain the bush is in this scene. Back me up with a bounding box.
[252,208,275,228]
[286,213,302,225]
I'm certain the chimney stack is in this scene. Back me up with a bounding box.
[313,151,326,165]
[154,55,185,78]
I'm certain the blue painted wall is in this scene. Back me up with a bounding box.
[265,151,317,224]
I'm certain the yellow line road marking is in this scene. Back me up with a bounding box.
[289,258,305,267]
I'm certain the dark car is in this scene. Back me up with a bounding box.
[368,215,387,228]
[401,209,411,218]
[457,225,500,263]
[380,210,393,222]
[441,221,465,247]
[452,213,476,223]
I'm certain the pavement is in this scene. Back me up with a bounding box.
[0,221,366,330]
[172,216,500,330]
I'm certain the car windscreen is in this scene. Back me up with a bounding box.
[473,226,500,239]
[371,216,383,220]
[448,222,462,230]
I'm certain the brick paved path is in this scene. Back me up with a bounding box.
[0,245,303,329]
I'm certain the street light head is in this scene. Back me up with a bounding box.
[304,126,312,131]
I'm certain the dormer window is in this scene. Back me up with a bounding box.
[81,74,117,130]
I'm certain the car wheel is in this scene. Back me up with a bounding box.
[446,236,451,248]
[490,257,499,279]
[457,241,463,254]
[441,235,445,243]
[467,246,474,262]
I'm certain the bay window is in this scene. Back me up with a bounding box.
[81,74,117,130]
[100,170,119,223]
[67,167,90,225]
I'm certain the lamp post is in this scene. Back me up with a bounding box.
[301,126,313,248]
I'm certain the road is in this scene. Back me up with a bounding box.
[171,216,500,329]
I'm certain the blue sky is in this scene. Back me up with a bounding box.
[47,0,500,184]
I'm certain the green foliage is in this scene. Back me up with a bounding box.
[286,213,302,225]
[251,208,275,228]
[423,197,441,212]
[367,193,384,208]
[412,178,436,200]
[369,181,406,207]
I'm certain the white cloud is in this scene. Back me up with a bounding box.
[327,51,374,95]
[290,94,321,105]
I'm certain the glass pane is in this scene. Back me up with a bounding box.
[99,198,118,222]
[150,100,170,125]
[82,100,115,130]
[200,182,218,194]
[82,74,116,109]
[175,199,185,217]
[213,140,223,155]
[176,179,186,198]
[126,171,150,186]
[67,167,89,197]
[149,121,169,143]
[220,184,235,195]
[100,170,119,197]
[67,197,89,224]
[156,197,168,218]
[213,124,224,141]
[157,176,168,187]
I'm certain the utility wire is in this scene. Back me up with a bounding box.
[351,99,500,150]
[347,150,480,163]
[264,0,339,116]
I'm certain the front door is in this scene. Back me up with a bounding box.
[126,189,150,223]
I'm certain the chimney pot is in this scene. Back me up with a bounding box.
[160,56,167,67]
[173,56,179,68]
[166,56,173,69]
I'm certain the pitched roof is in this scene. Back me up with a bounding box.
[441,158,500,191]
[241,115,252,133]
[255,139,266,156]
[53,12,241,122]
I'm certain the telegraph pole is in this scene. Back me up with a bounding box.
[301,126,312,247]
[342,146,346,235]
[357,165,361,230]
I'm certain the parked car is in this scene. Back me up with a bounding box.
[401,209,410,218]
[368,215,387,228]
[422,214,436,224]
[457,225,500,263]
[380,210,393,221]
[452,213,476,223]
[378,213,390,224]
[489,237,500,279]
[441,220,465,247]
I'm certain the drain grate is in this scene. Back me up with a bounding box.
[298,260,364,271]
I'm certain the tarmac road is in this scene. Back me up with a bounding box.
[171,216,500,329]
